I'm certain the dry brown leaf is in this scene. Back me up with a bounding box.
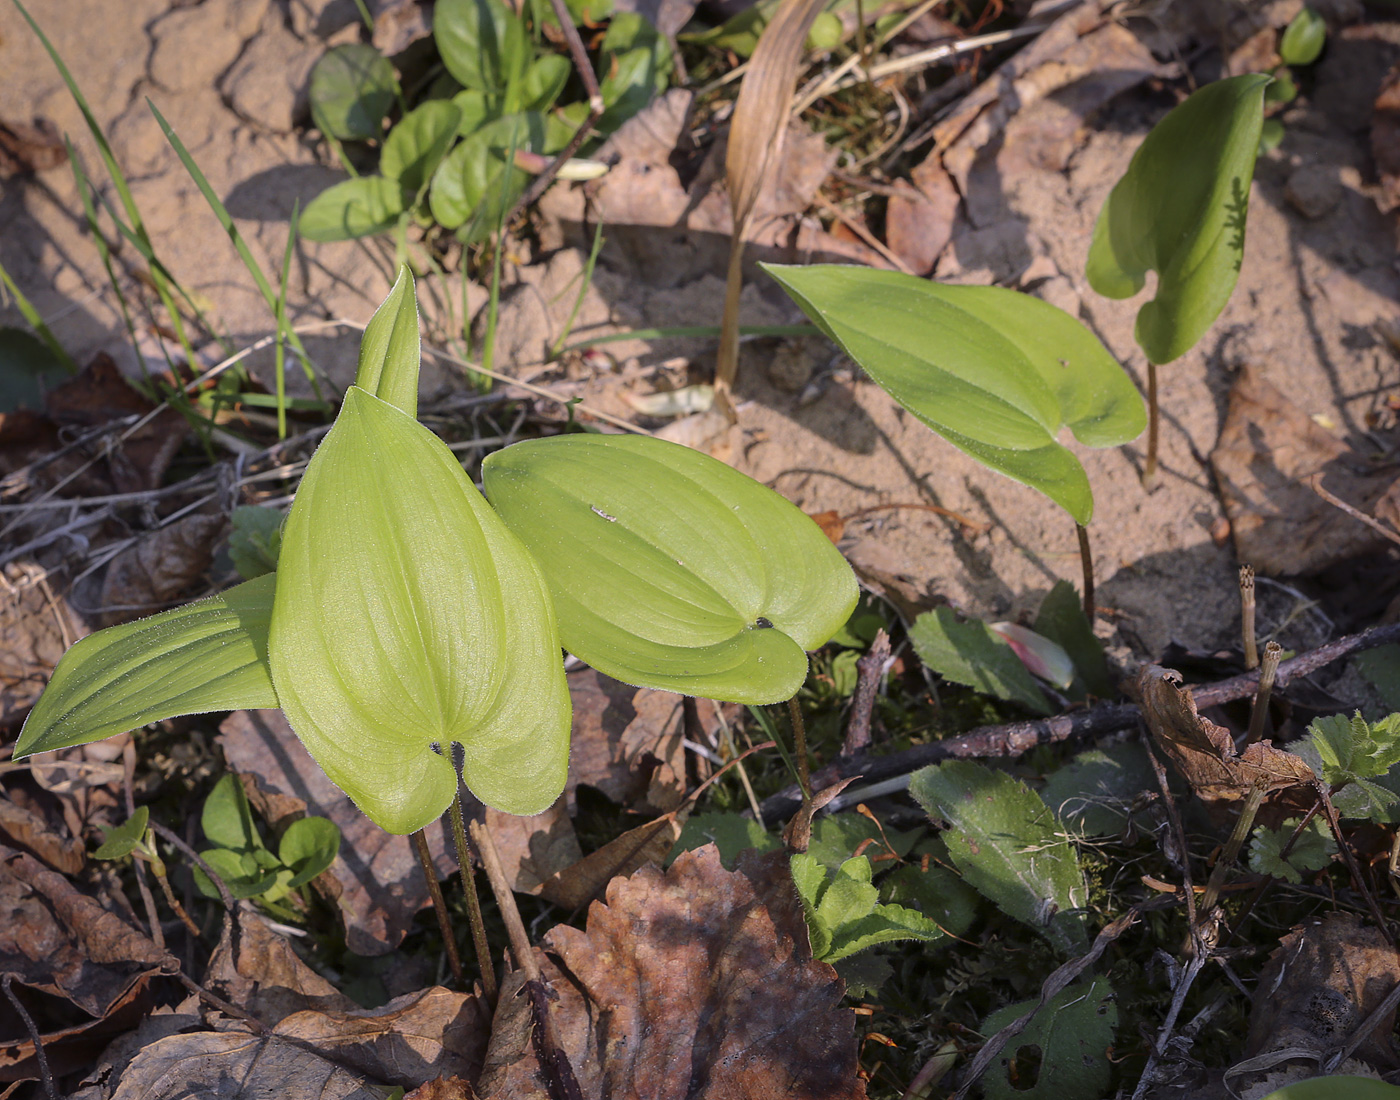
[1210,364,1394,576]
[98,513,226,627]
[218,709,457,956]
[480,845,863,1099]
[1136,665,1314,827]
[536,810,687,911]
[276,986,490,1089]
[1228,26,1281,75]
[486,800,583,895]
[809,509,845,543]
[885,158,959,276]
[109,1031,384,1100]
[0,117,66,178]
[1374,62,1400,213]
[406,1077,479,1100]
[0,789,83,874]
[0,561,88,733]
[205,907,356,1025]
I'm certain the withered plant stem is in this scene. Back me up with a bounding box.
[1240,564,1257,670]
[1143,360,1159,491]
[1196,780,1265,920]
[449,794,498,1007]
[1244,640,1281,745]
[412,829,464,986]
[788,694,812,811]
[1076,523,1095,622]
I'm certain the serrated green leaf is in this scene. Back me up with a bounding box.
[482,433,858,704]
[1033,580,1111,698]
[979,977,1117,1100]
[434,0,530,98]
[1041,743,1155,837]
[203,774,262,852]
[229,506,282,580]
[909,607,1051,715]
[1258,1076,1400,1100]
[791,853,942,963]
[299,176,405,242]
[309,44,400,141]
[380,100,463,197]
[880,864,981,938]
[354,264,420,418]
[806,811,919,872]
[764,265,1144,525]
[1280,8,1326,66]
[16,575,278,759]
[910,761,1087,952]
[1307,711,1400,787]
[1249,817,1336,883]
[94,806,149,860]
[1086,75,1268,364]
[279,816,341,889]
[269,386,570,833]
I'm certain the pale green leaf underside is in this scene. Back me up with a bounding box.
[910,760,1087,953]
[269,387,569,833]
[1086,74,1269,365]
[16,574,278,758]
[764,264,1145,525]
[482,433,857,704]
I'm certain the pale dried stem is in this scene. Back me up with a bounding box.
[1240,564,1257,670]
[1244,640,1281,746]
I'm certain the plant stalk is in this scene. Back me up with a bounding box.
[1143,360,1159,490]
[787,694,812,812]
[1244,640,1282,746]
[1075,523,1095,622]
[1195,779,1265,920]
[412,829,464,986]
[448,794,498,1007]
[1239,564,1257,670]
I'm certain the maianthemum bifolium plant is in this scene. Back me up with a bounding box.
[16,267,857,837]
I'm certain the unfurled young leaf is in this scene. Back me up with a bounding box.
[987,622,1075,690]
[909,607,1052,715]
[279,816,341,889]
[270,383,571,833]
[482,433,858,704]
[354,264,420,418]
[910,761,1088,953]
[764,265,1145,524]
[16,574,278,759]
[94,806,150,861]
[1280,7,1326,66]
[1086,75,1269,365]
[979,977,1117,1100]
[309,44,400,141]
[791,853,943,963]
[1249,817,1336,884]
[1034,580,1111,698]
[229,506,282,580]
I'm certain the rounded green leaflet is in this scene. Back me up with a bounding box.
[481,433,858,704]
[299,176,405,242]
[309,43,400,141]
[763,264,1146,525]
[1086,74,1269,365]
[380,100,464,198]
[269,387,570,834]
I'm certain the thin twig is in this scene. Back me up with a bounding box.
[1146,740,1198,933]
[1311,475,1400,548]
[413,829,464,985]
[3,974,56,1100]
[1312,779,1393,943]
[843,629,891,756]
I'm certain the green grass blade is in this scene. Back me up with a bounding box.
[550,219,605,358]
[0,258,76,373]
[274,201,301,438]
[557,324,818,355]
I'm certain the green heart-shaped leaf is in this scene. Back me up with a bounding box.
[16,574,278,759]
[279,815,341,889]
[764,264,1145,525]
[482,433,857,703]
[1086,74,1268,364]
[299,175,406,242]
[269,387,570,833]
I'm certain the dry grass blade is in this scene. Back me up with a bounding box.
[715,0,826,419]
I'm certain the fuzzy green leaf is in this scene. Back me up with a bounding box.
[309,44,400,141]
[1307,711,1400,787]
[910,761,1088,952]
[909,607,1052,715]
[1086,75,1268,364]
[16,575,278,758]
[380,100,463,197]
[764,264,1144,524]
[299,176,405,242]
[791,853,943,963]
[979,978,1117,1100]
[269,386,570,834]
[1249,817,1336,884]
[94,806,149,861]
[482,433,858,704]
[354,264,420,418]
[229,506,282,580]
[279,816,341,889]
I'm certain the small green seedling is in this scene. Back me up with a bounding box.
[1086,74,1269,484]
[765,263,1145,615]
[790,852,943,962]
[1280,7,1327,66]
[193,775,339,906]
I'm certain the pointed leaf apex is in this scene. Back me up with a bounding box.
[355,265,421,418]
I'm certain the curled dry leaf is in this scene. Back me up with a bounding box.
[1136,665,1314,827]
[1210,365,1397,576]
[534,810,687,911]
[1240,912,1400,1086]
[479,845,864,1099]
[0,788,84,874]
[98,513,227,627]
[205,907,356,1026]
[218,709,456,956]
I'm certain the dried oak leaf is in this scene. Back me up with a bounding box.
[109,1030,384,1100]
[1244,912,1400,1072]
[1137,665,1314,827]
[0,561,88,732]
[205,907,356,1025]
[407,1077,478,1100]
[276,986,489,1089]
[218,709,457,956]
[97,512,226,627]
[481,844,865,1099]
[1210,364,1394,576]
